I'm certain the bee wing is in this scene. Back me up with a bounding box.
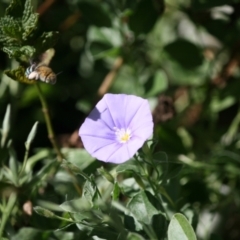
[38,48,55,66]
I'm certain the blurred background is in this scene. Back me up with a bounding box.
[1,0,240,239]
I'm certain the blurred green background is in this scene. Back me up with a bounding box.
[1,0,240,239]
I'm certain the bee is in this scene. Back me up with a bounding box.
[25,48,57,85]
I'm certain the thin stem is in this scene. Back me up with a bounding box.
[97,57,123,97]
[141,145,174,219]
[35,83,82,196]
[35,83,64,162]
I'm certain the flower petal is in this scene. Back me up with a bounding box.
[79,93,154,164]
[103,94,128,128]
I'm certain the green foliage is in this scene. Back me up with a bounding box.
[168,213,197,240]
[1,0,240,239]
[4,65,36,84]
[0,0,59,84]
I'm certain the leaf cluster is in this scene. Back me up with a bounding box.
[0,0,59,83]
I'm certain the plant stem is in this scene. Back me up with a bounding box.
[141,144,174,219]
[35,83,64,162]
[35,83,82,195]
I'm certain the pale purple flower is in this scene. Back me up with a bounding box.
[79,94,153,164]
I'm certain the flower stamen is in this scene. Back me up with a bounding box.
[114,127,131,143]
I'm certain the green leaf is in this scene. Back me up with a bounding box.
[161,162,183,181]
[22,13,38,40]
[152,213,168,239]
[34,206,56,218]
[97,167,114,183]
[153,151,183,180]
[12,227,74,240]
[127,191,161,225]
[164,39,203,69]
[26,160,59,192]
[129,0,161,35]
[3,45,35,61]
[89,227,118,240]
[22,0,34,24]
[21,0,39,41]
[2,46,20,58]
[62,148,95,171]
[127,232,145,240]
[145,70,168,97]
[11,228,44,240]
[87,26,122,59]
[90,45,120,59]
[112,182,120,200]
[59,198,91,213]
[4,65,36,84]
[83,176,99,204]
[168,213,197,240]
[1,104,11,148]
[0,34,19,47]
[116,159,140,174]
[0,16,22,45]
[9,151,19,186]
[153,151,168,163]
[88,26,122,46]
[25,121,38,149]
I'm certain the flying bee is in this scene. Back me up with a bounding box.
[25,48,57,85]
[25,63,57,85]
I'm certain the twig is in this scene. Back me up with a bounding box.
[37,0,56,16]
[35,83,64,162]
[59,11,81,32]
[97,57,123,97]
[35,83,82,195]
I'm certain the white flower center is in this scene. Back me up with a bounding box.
[114,127,131,143]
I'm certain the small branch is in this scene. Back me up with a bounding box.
[59,11,81,32]
[97,57,124,98]
[35,83,82,195]
[37,0,55,16]
[35,83,64,162]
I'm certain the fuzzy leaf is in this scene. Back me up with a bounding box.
[0,34,20,47]
[0,16,22,43]
[22,0,33,23]
[127,191,162,225]
[3,45,35,61]
[4,65,36,85]
[2,46,20,58]
[60,198,92,213]
[22,13,38,40]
